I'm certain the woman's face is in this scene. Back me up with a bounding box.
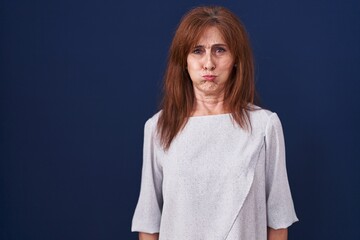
[186,26,234,97]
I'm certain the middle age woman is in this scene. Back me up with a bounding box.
[132,6,298,240]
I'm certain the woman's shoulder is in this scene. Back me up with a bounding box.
[248,105,275,118]
[143,110,162,129]
[144,107,283,133]
[247,105,282,132]
[149,110,162,121]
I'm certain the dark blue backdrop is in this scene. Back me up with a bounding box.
[1,0,359,239]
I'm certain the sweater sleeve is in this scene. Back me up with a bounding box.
[265,113,298,229]
[131,118,163,234]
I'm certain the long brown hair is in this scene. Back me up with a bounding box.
[158,6,256,149]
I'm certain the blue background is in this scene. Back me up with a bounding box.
[1,0,359,239]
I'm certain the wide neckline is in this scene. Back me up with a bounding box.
[188,113,232,119]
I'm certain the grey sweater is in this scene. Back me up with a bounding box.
[132,108,298,240]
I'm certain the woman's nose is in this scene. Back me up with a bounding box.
[203,53,216,70]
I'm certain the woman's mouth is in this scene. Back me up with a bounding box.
[202,75,217,81]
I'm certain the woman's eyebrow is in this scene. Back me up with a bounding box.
[211,43,227,47]
[194,43,227,48]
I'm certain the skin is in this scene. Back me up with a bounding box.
[138,26,288,240]
[186,26,234,116]
[138,232,158,240]
[268,227,288,240]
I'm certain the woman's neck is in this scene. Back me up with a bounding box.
[191,93,228,116]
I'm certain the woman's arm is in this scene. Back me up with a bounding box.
[139,232,159,240]
[267,227,288,240]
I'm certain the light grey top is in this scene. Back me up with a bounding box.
[132,108,298,240]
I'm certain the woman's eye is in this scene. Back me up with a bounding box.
[193,48,203,54]
[215,47,226,53]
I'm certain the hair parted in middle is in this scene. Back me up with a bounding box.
[157,5,257,149]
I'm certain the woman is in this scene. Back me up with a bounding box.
[132,6,298,240]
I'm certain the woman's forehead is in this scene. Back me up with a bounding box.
[192,26,228,46]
